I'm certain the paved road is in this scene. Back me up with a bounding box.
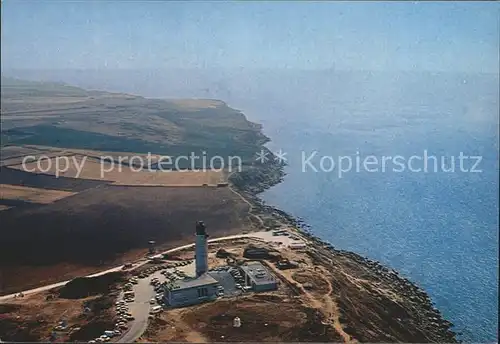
[118,275,156,343]
[118,262,196,343]
[0,230,305,342]
[115,231,305,343]
[0,233,257,303]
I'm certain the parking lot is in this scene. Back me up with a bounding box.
[86,275,142,343]
[208,266,252,298]
[108,261,256,342]
[117,260,194,342]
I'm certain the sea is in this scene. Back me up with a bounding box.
[227,71,499,343]
[8,68,499,342]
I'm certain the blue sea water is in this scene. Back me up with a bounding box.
[11,69,498,342]
[225,71,499,342]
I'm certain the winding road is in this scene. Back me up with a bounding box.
[118,273,158,343]
[117,231,301,342]
[0,230,302,342]
[0,234,260,303]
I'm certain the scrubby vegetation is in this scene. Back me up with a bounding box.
[57,272,125,299]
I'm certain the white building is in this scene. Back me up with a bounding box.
[240,261,278,292]
[164,273,219,307]
[164,221,219,307]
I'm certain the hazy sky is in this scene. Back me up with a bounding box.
[1,1,498,73]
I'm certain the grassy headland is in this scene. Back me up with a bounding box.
[0,77,457,342]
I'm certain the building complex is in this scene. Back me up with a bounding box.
[164,221,278,308]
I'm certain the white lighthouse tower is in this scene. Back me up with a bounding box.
[195,221,209,277]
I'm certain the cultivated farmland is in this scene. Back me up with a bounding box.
[0,184,76,204]
[0,185,252,294]
[8,154,225,186]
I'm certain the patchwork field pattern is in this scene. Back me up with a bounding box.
[0,185,252,294]
[0,184,76,204]
[0,78,262,297]
[8,154,224,186]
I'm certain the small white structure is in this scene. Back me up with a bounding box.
[233,317,241,328]
[288,241,307,250]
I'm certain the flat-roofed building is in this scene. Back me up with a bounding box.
[162,221,222,308]
[240,261,278,292]
[164,273,219,307]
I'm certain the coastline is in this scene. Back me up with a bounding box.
[0,92,460,341]
[229,155,459,342]
[0,74,484,341]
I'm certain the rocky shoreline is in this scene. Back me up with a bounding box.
[229,157,459,342]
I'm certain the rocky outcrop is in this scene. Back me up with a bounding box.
[229,158,458,342]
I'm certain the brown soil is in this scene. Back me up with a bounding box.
[0,145,49,160]
[0,290,117,342]
[0,166,105,192]
[142,236,456,343]
[0,185,252,295]
[143,293,343,343]
[306,248,457,342]
[57,272,126,299]
[292,269,331,297]
[0,184,76,204]
[10,154,225,186]
[0,148,70,167]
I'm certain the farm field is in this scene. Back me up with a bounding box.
[61,148,165,165]
[0,185,252,295]
[0,166,106,192]
[1,77,266,163]
[0,184,76,204]
[0,149,70,167]
[0,78,263,297]
[8,154,225,186]
[0,145,52,159]
[0,144,238,295]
